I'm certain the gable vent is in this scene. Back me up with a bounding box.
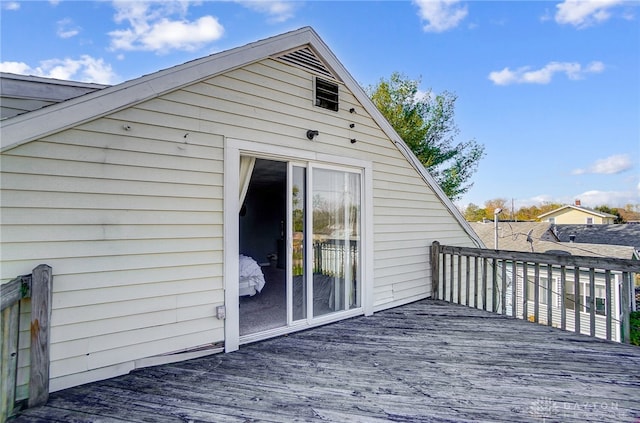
[276,47,336,80]
[315,78,339,111]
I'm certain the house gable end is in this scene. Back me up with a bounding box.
[0,26,482,247]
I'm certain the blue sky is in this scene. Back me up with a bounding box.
[1,0,638,210]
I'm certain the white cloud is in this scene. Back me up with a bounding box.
[413,0,468,33]
[0,61,31,74]
[555,0,626,28]
[237,1,297,23]
[2,2,20,10]
[488,61,605,85]
[0,56,119,85]
[573,190,637,207]
[109,1,224,54]
[514,190,636,208]
[572,154,633,175]
[57,18,81,39]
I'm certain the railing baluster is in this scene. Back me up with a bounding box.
[482,258,488,311]
[492,258,498,313]
[533,263,540,324]
[511,261,517,318]
[501,259,507,316]
[589,268,596,338]
[560,266,567,331]
[474,257,479,309]
[465,256,470,307]
[523,263,528,321]
[441,253,447,302]
[621,272,631,343]
[547,265,553,327]
[605,270,612,341]
[574,266,581,335]
[449,253,455,304]
[457,254,462,305]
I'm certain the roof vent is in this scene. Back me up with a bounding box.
[276,47,336,80]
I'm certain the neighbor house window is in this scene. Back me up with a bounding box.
[315,78,339,111]
[563,280,605,315]
[527,276,549,305]
[564,281,576,311]
[586,217,593,225]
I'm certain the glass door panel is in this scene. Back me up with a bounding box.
[291,165,306,322]
[311,168,361,317]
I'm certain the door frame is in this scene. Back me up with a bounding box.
[223,138,373,352]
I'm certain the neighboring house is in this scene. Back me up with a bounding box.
[538,200,617,224]
[553,224,640,254]
[469,221,638,342]
[0,73,108,119]
[0,27,482,393]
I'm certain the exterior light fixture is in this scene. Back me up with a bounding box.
[306,130,319,140]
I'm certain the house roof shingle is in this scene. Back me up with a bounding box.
[469,222,638,260]
[553,224,640,252]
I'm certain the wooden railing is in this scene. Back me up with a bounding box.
[1,265,53,422]
[431,242,639,343]
[313,239,358,281]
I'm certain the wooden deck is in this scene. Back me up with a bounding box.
[13,300,640,422]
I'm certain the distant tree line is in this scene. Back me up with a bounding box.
[463,198,638,223]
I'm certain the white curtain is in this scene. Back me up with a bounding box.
[239,156,256,213]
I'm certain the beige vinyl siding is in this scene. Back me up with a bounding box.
[1,56,476,389]
[1,113,225,390]
[543,209,613,224]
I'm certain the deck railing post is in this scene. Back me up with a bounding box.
[28,264,53,408]
[431,241,440,299]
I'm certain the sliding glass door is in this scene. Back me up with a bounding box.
[227,139,369,350]
[288,164,362,324]
[310,167,361,317]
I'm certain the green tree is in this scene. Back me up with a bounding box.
[367,72,485,200]
[463,203,486,222]
[594,205,624,223]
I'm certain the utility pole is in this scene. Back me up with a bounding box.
[494,208,502,250]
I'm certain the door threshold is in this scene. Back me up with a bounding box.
[239,308,364,346]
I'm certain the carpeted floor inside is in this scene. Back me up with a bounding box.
[239,267,338,336]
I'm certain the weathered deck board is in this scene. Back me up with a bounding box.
[13,300,640,422]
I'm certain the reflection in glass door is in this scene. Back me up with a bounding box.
[311,168,361,317]
[291,166,306,322]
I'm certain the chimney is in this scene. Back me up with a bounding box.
[575,199,581,206]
